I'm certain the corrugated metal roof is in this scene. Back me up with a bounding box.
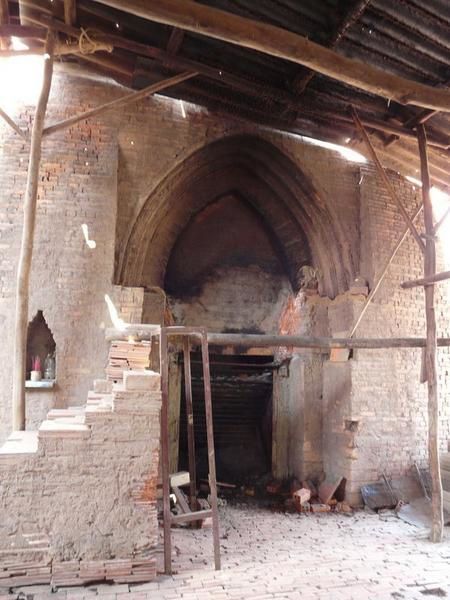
[17,0,450,190]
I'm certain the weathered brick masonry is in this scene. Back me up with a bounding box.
[0,67,449,504]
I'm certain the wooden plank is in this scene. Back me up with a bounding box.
[159,327,172,574]
[12,32,54,432]
[172,486,190,514]
[43,71,197,136]
[183,337,197,511]
[352,107,425,254]
[0,0,9,50]
[93,0,450,112]
[200,331,221,570]
[171,509,212,525]
[401,270,450,289]
[417,124,444,543]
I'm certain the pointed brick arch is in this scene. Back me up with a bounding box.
[118,135,355,297]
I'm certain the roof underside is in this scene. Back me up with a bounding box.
[12,0,450,191]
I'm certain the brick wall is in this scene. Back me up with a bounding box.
[0,67,449,504]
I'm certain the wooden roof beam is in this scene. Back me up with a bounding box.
[166,27,184,55]
[64,0,77,26]
[294,0,371,95]
[89,0,450,112]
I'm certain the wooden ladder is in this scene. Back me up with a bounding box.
[160,326,221,573]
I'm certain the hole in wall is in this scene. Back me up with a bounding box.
[26,310,56,380]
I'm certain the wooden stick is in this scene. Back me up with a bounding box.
[160,327,172,574]
[434,206,450,235]
[0,0,9,50]
[183,337,197,512]
[93,0,450,112]
[0,107,28,140]
[402,270,450,289]
[106,327,450,349]
[352,107,426,254]
[200,331,221,570]
[350,203,423,337]
[43,71,197,136]
[12,32,55,432]
[417,124,444,543]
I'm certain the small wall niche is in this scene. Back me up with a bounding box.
[26,310,56,382]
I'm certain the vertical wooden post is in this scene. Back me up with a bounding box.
[200,330,221,570]
[417,124,444,543]
[183,336,197,511]
[12,32,55,431]
[160,327,172,574]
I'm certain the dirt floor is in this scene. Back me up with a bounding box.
[3,504,450,600]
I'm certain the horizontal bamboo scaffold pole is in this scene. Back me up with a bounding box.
[43,71,197,136]
[105,327,450,349]
[401,270,450,289]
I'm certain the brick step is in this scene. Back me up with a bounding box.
[47,407,85,420]
[0,430,39,465]
[38,419,90,441]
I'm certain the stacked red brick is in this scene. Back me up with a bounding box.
[106,340,151,382]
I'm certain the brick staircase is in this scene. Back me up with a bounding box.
[0,371,161,589]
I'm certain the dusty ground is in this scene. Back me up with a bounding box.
[2,504,450,600]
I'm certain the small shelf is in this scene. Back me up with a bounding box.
[25,380,56,389]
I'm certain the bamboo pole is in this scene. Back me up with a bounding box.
[352,107,426,254]
[92,0,450,113]
[349,203,423,337]
[43,71,197,136]
[105,327,450,349]
[12,32,55,431]
[417,124,444,543]
[402,270,450,289]
[0,107,28,140]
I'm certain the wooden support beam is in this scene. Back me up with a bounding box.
[64,0,77,26]
[92,0,450,112]
[183,337,197,512]
[166,27,184,55]
[0,24,45,38]
[0,106,28,140]
[0,0,9,50]
[12,32,54,432]
[417,124,444,543]
[294,0,371,95]
[30,15,297,110]
[106,327,450,349]
[43,71,197,136]
[352,107,426,254]
[402,270,450,289]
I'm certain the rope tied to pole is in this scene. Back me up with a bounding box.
[78,28,112,55]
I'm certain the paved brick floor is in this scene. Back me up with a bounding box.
[3,505,450,600]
